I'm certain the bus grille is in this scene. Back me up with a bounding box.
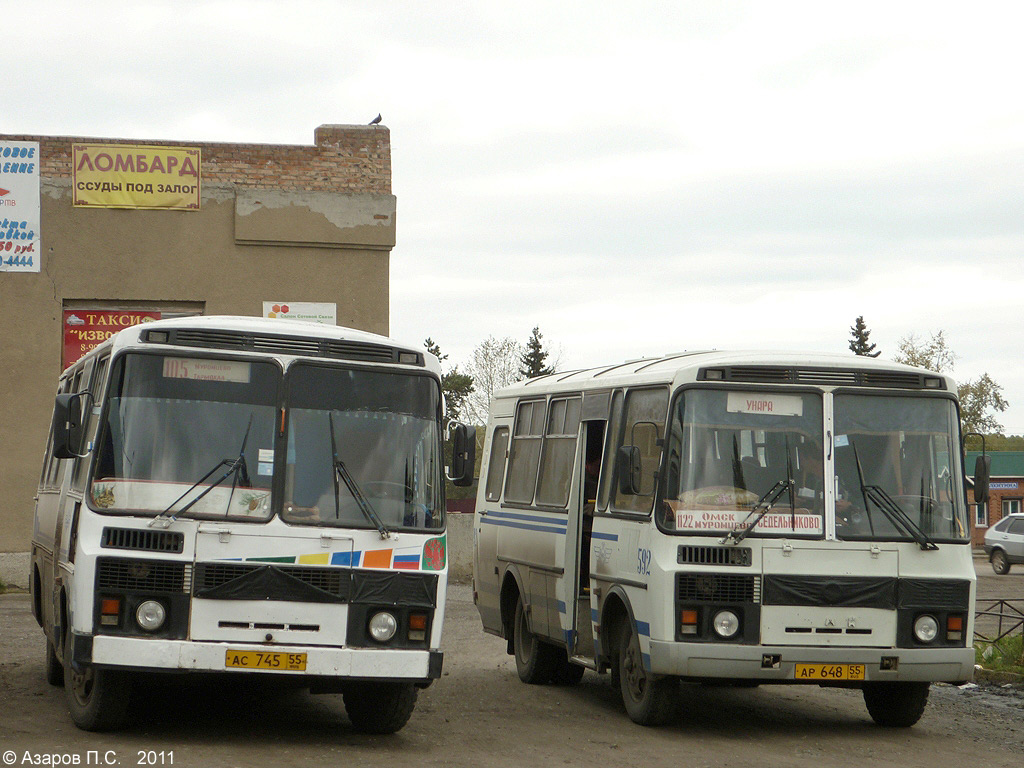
[101,527,184,554]
[677,546,751,567]
[96,557,189,594]
[677,573,759,604]
[193,562,351,600]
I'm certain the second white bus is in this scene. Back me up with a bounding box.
[473,351,983,726]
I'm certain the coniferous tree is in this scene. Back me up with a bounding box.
[519,326,554,379]
[424,338,474,423]
[848,316,881,357]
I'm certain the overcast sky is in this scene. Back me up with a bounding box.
[6,1,1024,433]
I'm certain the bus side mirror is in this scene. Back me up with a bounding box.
[974,455,991,504]
[617,445,641,496]
[448,422,476,487]
[51,392,91,459]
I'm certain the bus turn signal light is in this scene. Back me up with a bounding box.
[409,612,427,641]
[681,609,698,635]
[100,597,120,626]
[947,616,963,642]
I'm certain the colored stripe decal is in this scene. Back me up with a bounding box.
[591,531,618,541]
[480,518,566,535]
[556,600,566,614]
[487,510,568,528]
[636,620,650,637]
[330,551,362,566]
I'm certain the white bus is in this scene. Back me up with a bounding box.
[473,352,986,727]
[31,316,474,733]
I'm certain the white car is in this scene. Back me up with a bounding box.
[984,513,1024,574]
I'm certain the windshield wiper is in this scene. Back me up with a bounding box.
[721,478,795,546]
[722,437,799,545]
[150,415,254,528]
[852,442,938,551]
[329,413,390,540]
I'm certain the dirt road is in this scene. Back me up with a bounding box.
[1,562,1022,768]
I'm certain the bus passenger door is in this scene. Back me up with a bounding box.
[567,417,607,664]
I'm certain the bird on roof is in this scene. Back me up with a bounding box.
[368,114,382,125]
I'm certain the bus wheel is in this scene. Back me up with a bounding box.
[617,622,678,726]
[343,682,417,734]
[862,681,930,727]
[45,640,64,687]
[513,596,557,684]
[550,649,585,685]
[64,661,131,731]
[991,549,1011,575]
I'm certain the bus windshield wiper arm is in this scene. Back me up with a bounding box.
[852,442,937,551]
[150,414,254,528]
[329,413,390,540]
[721,478,794,546]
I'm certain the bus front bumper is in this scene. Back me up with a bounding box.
[83,635,443,682]
[647,640,974,683]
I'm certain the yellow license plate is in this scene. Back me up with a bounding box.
[794,663,865,681]
[225,650,307,671]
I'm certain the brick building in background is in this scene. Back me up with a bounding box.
[0,125,396,579]
[966,451,1024,547]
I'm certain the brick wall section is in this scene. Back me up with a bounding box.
[1,124,390,193]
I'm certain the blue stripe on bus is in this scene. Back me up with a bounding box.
[479,518,566,535]
[591,609,599,623]
[591,531,618,541]
[636,620,650,637]
[556,600,566,614]
[642,653,651,671]
[487,510,568,528]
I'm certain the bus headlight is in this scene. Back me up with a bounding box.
[913,614,939,643]
[136,600,166,632]
[369,611,398,643]
[712,610,740,639]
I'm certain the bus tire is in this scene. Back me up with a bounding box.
[513,596,557,684]
[45,639,64,687]
[343,682,417,734]
[862,681,930,727]
[991,549,1011,575]
[617,621,678,726]
[550,649,585,685]
[64,660,131,732]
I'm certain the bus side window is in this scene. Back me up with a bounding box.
[536,397,582,508]
[504,400,546,504]
[484,427,510,502]
[597,390,624,512]
[611,388,669,515]
[72,356,108,492]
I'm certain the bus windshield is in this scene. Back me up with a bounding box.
[282,364,443,532]
[660,389,825,538]
[833,394,968,543]
[90,353,280,520]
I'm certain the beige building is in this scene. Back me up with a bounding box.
[0,125,395,582]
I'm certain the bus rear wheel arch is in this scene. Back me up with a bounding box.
[513,595,558,684]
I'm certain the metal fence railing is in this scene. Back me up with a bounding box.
[974,598,1024,663]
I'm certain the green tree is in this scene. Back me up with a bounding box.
[424,338,475,424]
[519,326,554,379]
[893,330,1009,435]
[848,316,880,357]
